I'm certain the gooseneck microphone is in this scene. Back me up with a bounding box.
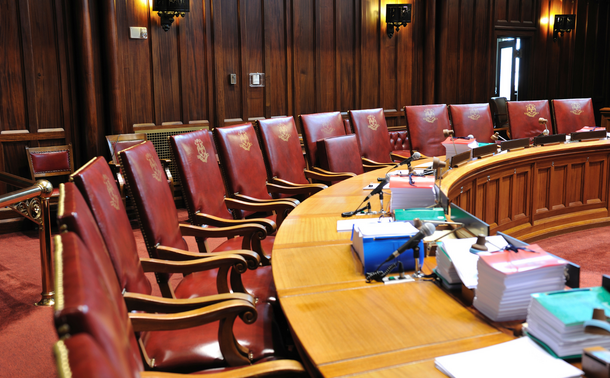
[379,223,436,265]
[395,151,421,168]
[341,178,388,217]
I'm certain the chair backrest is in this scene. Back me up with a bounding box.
[349,108,393,163]
[506,100,553,139]
[118,142,188,254]
[53,232,143,377]
[552,98,596,134]
[300,112,347,168]
[343,118,353,134]
[69,158,153,295]
[388,130,411,155]
[317,135,364,175]
[54,333,128,378]
[490,97,509,129]
[214,123,273,200]
[25,144,74,179]
[257,117,308,185]
[106,134,147,164]
[448,103,495,143]
[404,104,450,157]
[169,130,233,220]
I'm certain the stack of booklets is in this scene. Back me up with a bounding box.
[442,137,478,161]
[389,176,436,211]
[435,245,462,289]
[526,286,610,358]
[435,337,583,378]
[473,244,568,322]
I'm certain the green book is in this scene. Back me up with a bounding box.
[532,287,610,328]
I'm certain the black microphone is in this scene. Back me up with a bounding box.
[364,177,388,202]
[395,151,422,167]
[380,223,436,265]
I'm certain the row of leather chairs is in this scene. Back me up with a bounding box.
[52,145,308,376]
[493,98,597,139]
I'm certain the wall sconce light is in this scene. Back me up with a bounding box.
[153,0,190,32]
[553,14,575,41]
[386,4,412,39]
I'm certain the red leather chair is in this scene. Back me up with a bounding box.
[317,134,364,176]
[25,144,73,203]
[170,129,293,265]
[52,232,306,375]
[448,103,495,143]
[256,116,329,195]
[506,100,553,139]
[53,333,305,378]
[349,108,409,170]
[214,123,299,226]
[404,104,451,157]
[552,98,597,134]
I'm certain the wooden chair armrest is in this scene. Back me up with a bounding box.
[123,291,254,313]
[130,299,256,365]
[390,152,410,162]
[304,168,356,182]
[361,157,393,168]
[231,194,298,228]
[139,360,307,378]
[156,244,260,270]
[140,254,248,275]
[194,212,276,235]
[266,182,322,196]
[271,177,327,191]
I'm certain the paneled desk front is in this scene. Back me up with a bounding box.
[273,140,609,376]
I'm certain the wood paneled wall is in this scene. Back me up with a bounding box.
[1,0,609,191]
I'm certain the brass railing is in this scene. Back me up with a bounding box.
[0,172,54,306]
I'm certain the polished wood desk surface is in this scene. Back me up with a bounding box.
[272,165,514,377]
[273,140,609,376]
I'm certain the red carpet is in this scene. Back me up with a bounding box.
[0,220,607,377]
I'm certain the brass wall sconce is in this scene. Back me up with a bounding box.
[553,14,575,41]
[386,4,412,39]
[153,0,190,32]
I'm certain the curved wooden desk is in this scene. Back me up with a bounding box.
[273,140,608,376]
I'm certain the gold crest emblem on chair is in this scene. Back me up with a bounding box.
[103,174,121,210]
[321,122,334,135]
[525,104,539,117]
[145,153,163,182]
[194,139,209,163]
[367,115,380,131]
[571,103,583,115]
[424,109,438,123]
[278,124,291,142]
[239,131,253,151]
[468,108,481,121]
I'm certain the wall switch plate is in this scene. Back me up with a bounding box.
[249,73,265,87]
[229,74,237,85]
[130,27,147,39]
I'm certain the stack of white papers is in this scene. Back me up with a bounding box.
[435,337,582,378]
[437,236,508,289]
[442,137,477,161]
[389,176,437,211]
[526,287,610,358]
[435,245,461,285]
[473,244,568,322]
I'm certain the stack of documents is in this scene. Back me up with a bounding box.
[435,337,583,378]
[389,176,436,211]
[526,286,610,358]
[436,236,508,289]
[435,246,461,288]
[442,137,477,161]
[473,244,568,322]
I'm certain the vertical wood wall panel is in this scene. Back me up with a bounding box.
[1,1,27,132]
[264,0,288,117]
[360,0,380,109]
[245,0,265,120]
[183,0,209,124]
[293,0,316,118]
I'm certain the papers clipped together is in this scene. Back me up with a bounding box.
[389,175,437,212]
[526,286,610,358]
[435,337,583,378]
[351,221,421,274]
[473,244,568,322]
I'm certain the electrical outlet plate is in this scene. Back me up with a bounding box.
[229,74,237,85]
[249,73,265,87]
[130,27,147,39]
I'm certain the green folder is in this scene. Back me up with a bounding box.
[394,207,446,221]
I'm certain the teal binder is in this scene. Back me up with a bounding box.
[394,207,445,221]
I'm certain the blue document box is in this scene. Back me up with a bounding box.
[351,223,424,274]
